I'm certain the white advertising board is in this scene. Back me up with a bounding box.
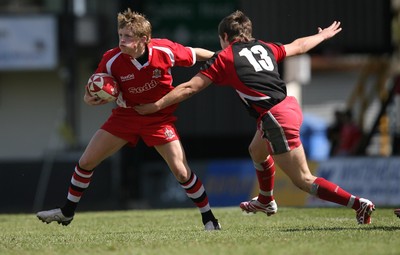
[308,157,400,206]
[0,15,57,70]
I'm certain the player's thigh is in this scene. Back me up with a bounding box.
[154,140,191,181]
[80,129,127,169]
[249,129,270,162]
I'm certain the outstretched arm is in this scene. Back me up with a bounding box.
[284,21,342,57]
[194,48,215,61]
[134,73,212,115]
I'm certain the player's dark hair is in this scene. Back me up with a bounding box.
[218,10,253,42]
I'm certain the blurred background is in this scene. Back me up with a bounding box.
[1,0,399,213]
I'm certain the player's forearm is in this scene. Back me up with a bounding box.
[297,21,342,54]
[285,21,341,57]
[194,48,214,61]
[292,34,326,54]
[156,83,196,110]
[156,74,210,110]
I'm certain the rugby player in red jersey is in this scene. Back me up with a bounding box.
[135,10,375,224]
[37,8,221,231]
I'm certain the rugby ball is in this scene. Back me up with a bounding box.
[87,73,120,102]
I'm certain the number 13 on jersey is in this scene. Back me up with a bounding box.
[239,45,274,72]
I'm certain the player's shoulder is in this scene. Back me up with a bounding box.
[149,38,189,59]
[149,38,176,48]
[102,47,122,59]
[256,40,286,61]
[215,45,233,60]
[258,40,284,49]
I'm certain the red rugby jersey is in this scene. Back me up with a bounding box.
[200,40,287,118]
[95,38,196,115]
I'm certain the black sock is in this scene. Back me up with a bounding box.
[201,210,216,225]
[61,200,77,217]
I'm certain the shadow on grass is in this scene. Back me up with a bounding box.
[282,226,400,232]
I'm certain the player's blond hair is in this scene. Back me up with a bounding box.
[117,8,152,43]
[218,10,253,43]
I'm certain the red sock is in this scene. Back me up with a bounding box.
[67,164,94,202]
[62,164,94,217]
[255,156,275,204]
[313,177,359,208]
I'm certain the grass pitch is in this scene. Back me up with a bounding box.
[1,207,399,255]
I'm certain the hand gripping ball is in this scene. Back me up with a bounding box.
[87,73,120,102]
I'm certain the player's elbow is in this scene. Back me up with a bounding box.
[292,39,310,55]
[296,41,309,55]
[184,87,197,98]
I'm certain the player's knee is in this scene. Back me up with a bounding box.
[172,169,190,183]
[248,144,258,160]
[248,144,253,156]
[78,158,96,171]
[249,146,266,163]
[177,173,190,183]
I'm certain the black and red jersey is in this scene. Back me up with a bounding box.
[200,40,287,118]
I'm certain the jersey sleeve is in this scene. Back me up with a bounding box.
[264,42,286,63]
[159,39,195,67]
[173,43,196,67]
[94,48,118,74]
[199,51,229,85]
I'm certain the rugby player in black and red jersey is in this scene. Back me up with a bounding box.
[135,10,376,224]
[37,8,221,231]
